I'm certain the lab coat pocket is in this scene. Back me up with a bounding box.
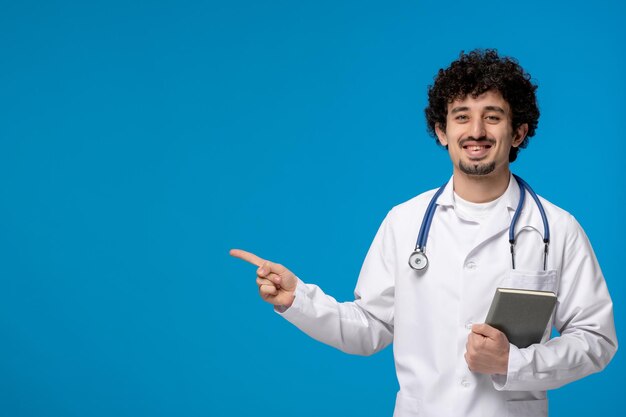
[393,392,421,416]
[501,269,558,293]
[506,398,548,417]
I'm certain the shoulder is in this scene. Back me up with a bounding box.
[533,193,582,239]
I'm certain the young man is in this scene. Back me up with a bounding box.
[230,50,617,417]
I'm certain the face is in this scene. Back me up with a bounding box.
[435,90,527,179]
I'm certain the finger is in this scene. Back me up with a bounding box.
[257,261,286,277]
[256,277,278,288]
[471,323,501,339]
[259,284,278,297]
[257,261,271,277]
[256,273,281,286]
[230,249,266,267]
[466,333,478,349]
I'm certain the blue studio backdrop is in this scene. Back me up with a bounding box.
[1,1,624,416]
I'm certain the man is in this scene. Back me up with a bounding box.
[230,50,617,417]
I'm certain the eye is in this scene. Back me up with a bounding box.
[455,114,469,122]
[485,115,501,122]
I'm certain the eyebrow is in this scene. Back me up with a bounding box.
[450,106,469,114]
[484,106,506,114]
[450,105,506,114]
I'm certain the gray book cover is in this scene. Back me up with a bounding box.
[485,288,557,348]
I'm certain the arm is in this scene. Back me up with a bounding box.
[278,213,396,356]
[492,215,618,391]
[231,213,396,356]
[276,275,394,356]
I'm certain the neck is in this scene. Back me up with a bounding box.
[452,168,511,203]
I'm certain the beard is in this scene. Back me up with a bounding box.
[457,136,497,176]
[458,160,496,176]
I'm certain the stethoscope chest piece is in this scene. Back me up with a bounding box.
[409,250,428,271]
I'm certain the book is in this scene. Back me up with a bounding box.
[484,287,557,348]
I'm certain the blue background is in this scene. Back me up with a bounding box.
[1,1,624,416]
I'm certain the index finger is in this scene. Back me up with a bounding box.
[229,248,266,267]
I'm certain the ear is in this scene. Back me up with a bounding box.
[512,123,528,148]
[435,123,449,147]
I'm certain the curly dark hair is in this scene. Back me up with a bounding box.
[424,49,539,162]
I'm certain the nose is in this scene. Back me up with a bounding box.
[470,117,486,138]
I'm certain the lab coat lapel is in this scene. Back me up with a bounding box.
[439,174,531,256]
[465,175,522,255]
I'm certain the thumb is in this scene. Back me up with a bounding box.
[258,261,297,292]
[472,323,501,339]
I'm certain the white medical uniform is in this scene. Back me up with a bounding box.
[277,175,617,417]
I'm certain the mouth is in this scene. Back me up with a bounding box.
[461,141,494,160]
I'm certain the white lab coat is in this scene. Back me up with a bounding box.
[277,175,617,417]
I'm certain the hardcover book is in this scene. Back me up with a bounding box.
[485,288,557,348]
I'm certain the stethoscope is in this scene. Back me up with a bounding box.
[408,174,550,272]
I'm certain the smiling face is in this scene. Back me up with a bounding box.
[435,90,528,181]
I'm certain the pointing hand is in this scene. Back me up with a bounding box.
[230,249,297,308]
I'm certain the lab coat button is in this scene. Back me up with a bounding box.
[465,261,476,270]
[461,378,471,388]
[465,322,473,330]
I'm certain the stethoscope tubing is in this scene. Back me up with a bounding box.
[512,174,550,242]
[410,175,550,272]
[415,183,447,250]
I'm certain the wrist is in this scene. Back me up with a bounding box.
[283,292,295,308]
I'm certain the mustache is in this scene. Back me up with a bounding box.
[459,137,496,147]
